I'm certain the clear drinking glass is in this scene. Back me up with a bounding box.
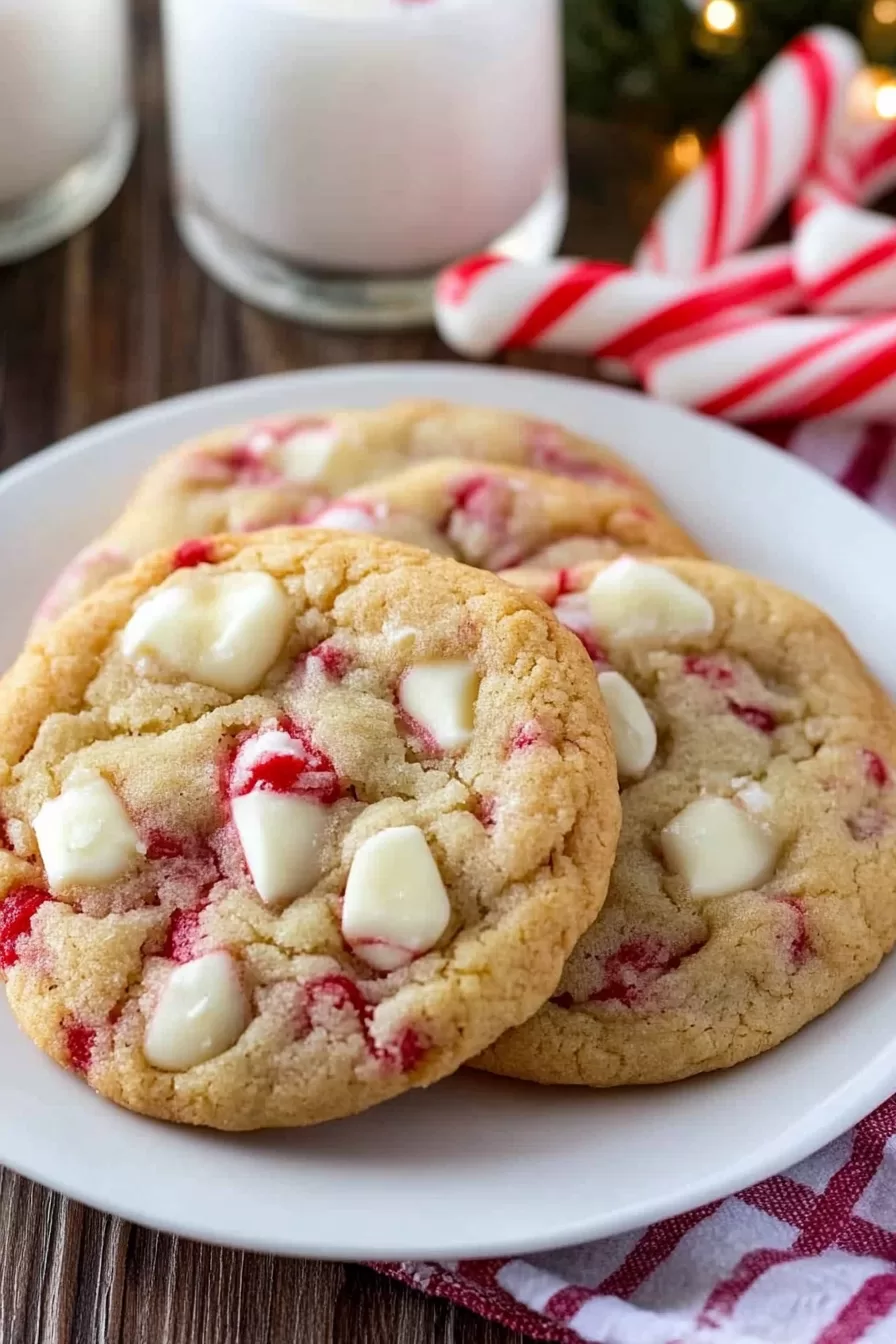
[161,0,567,329]
[0,0,136,266]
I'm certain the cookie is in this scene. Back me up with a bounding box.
[34,401,662,624]
[306,459,703,572]
[0,531,619,1128]
[475,556,896,1085]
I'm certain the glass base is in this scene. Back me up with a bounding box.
[175,174,568,330]
[0,113,137,266]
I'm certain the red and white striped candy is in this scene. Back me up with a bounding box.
[791,142,858,225]
[795,202,896,312]
[635,27,862,276]
[851,122,896,204]
[796,111,896,225]
[642,313,896,422]
[434,247,799,365]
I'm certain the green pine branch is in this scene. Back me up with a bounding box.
[565,0,862,132]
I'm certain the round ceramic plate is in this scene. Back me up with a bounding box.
[2,363,896,1262]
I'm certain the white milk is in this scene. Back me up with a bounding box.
[162,0,564,275]
[0,0,131,207]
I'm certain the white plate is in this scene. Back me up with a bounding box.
[2,363,896,1263]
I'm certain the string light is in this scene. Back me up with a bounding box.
[667,129,704,175]
[693,0,745,57]
[875,74,896,118]
[703,0,740,34]
[863,0,896,64]
[849,64,896,123]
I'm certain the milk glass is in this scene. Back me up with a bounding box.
[162,0,566,328]
[0,0,135,265]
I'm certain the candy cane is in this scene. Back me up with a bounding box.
[794,202,896,312]
[852,122,896,203]
[795,112,896,223]
[434,247,799,363]
[635,27,863,275]
[791,143,858,224]
[640,313,896,422]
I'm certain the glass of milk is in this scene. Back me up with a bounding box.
[161,0,566,328]
[0,0,135,265]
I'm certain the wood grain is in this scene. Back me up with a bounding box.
[0,2,662,1340]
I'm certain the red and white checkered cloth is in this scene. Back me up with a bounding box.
[377,418,896,1344]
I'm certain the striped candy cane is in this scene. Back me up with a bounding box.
[852,122,896,203]
[641,313,896,422]
[635,27,863,275]
[434,247,799,365]
[795,202,896,312]
[794,97,896,222]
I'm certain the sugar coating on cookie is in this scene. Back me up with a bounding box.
[1,531,619,1128]
[475,557,896,1086]
[304,460,703,573]
[33,401,661,626]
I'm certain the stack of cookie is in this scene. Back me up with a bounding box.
[1,401,894,1130]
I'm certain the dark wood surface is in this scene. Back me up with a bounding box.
[0,5,666,1342]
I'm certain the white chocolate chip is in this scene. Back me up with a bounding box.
[279,425,342,482]
[143,951,249,1071]
[121,571,290,695]
[661,796,780,899]
[597,671,657,778]
[34,769,142,888]
[399,661,479,751]
[342,825,451,971]
[587,558,715,643]
[313,504,379,533]
[232,792,327,907]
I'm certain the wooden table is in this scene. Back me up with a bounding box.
[0,5,668,1341]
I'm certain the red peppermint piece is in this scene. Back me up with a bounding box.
[475,795,497,832]
[509,721,552,754]
[0,887,51,970]
[300,974,426,1075]
[220,444,280,486]
[382,1025,427,1073]
[144,830,188,861]
[553,568,580,600]
[300,641,351,681]
[446,473,521,565]
[683,655,735,688]
[229,721,341,805]
[775,896,812,967]
[552,936,705,1009]
[862,749,890,788]
[64,1022,97,1075]
[729,702,777,733]
[172,537,216,570]
[161,907,206,963]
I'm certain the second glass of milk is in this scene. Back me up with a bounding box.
[161,0,566,328]
[0,0,135,264]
